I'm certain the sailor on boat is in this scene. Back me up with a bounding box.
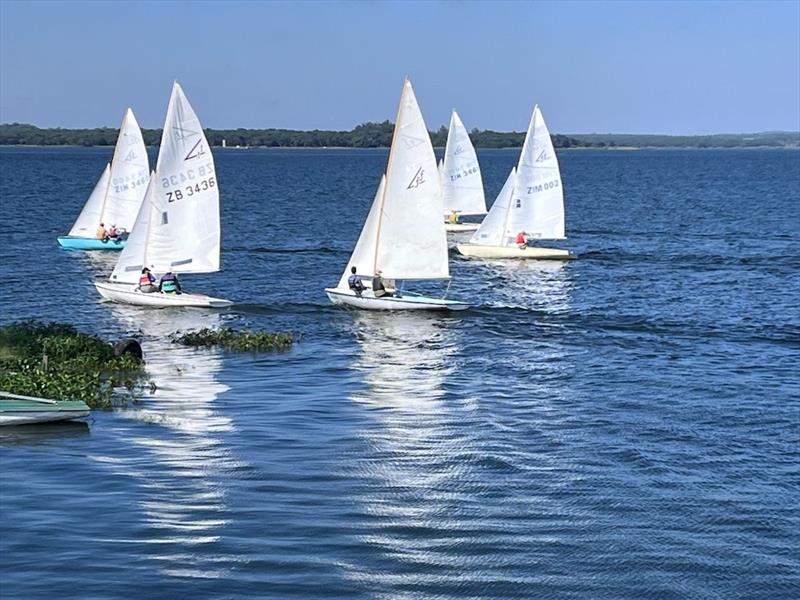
[348,266,366,297]
[138,268,157,293]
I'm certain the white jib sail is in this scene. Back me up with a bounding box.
[441,110,486,216]
[69,163,110,236]
[470,167,517,246]
[147,82,220,275]
[109,82,220,283]
[373,79,449,281]
[507,105,565,239]
[110,173,156,284]
[337,175,386,289]
[101,109,150,231]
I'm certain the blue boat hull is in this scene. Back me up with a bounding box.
[57,236,126,250]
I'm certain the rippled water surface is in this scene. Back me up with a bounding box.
[1,147,799,599]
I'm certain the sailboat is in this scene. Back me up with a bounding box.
[57,109,149,250]
[441,110,487,233]
[457,105,573,259]
[94,82,232,308]
[325,79,468,311]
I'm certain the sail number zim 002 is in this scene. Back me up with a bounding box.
[162,162,216,203]
[527,179,559,194]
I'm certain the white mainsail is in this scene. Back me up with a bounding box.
[68,164,110,236]
[102,109,150,231]
[338,175,386,289]
[440,110,486,216]
[507,105,565,240]
[110,82,220,284]
[469,167,516,246]
[371,79,449,281]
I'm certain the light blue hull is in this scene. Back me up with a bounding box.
[57,236,126,250]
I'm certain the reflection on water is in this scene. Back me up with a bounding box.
[0,421,90,445]
[342,314,478,588]
[89,305,239,579]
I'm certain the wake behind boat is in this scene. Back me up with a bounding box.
[57,108,149,250]
[325,79,468,312]
[94,82,231,309]
[457,105,574,260]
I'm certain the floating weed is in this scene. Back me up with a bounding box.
[174,328,294,352]
[0,321,149,408]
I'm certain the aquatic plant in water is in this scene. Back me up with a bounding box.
[174,328,293,352]
[0,321,147,408]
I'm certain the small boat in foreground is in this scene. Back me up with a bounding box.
[441,110,487,233]
[57,108,149,250]
[325,79,468,312]
[96,83,231,309]
[0,391,90,426]
[457,105,574,260]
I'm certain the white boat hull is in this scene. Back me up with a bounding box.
[456,243,574,260]
[325,288,468,311]
[95,281,233,308]
[445,222,480,233]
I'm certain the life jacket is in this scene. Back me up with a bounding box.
[516,232,526,244]
[139,273,152,286]
[161,274,177,293]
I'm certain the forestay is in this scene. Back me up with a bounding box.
[337,176,386,289]
[110,82,220,284]
[441,111,486,216]
[101,109,150,231]
[69,164,110,236]
[373,80,449,281]
[506,105,565,240]
[469,167,516,246]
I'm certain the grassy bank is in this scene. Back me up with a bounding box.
[0,321,147,408]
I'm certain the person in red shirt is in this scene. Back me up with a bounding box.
[516,231,528,249]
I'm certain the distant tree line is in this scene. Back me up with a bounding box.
[0,121,583,148]
[0,122,796,148]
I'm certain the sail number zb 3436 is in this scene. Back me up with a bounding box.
[162,161,216,203]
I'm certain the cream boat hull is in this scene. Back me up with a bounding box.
[456,244,574,260]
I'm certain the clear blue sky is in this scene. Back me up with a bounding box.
[1,0,798,134]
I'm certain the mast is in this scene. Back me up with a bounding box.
[372,78,408,275]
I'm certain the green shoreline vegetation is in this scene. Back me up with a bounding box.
[0,321,148,409]
[174,328,294,352]
[2,122,797,149]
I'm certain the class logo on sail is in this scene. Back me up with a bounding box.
[407,167,425,190]
[454,144,464,156]
[401,135,426,149]
[184,139,206,161]
[535,149,549,163]
[123,150,137,162]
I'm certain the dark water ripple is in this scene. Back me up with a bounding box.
[1,147,799,599]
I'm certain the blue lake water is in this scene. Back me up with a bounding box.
[0,146,798,599]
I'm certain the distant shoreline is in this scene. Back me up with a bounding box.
[1,123,797,150]
[1,144,797,151]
